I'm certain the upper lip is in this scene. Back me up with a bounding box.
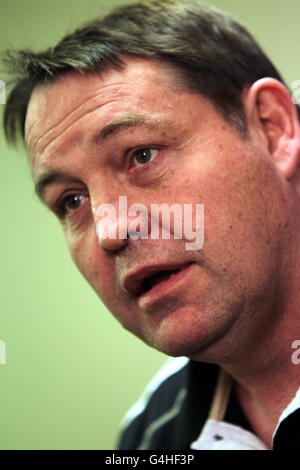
[121,262,191,296]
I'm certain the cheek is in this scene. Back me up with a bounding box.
[203,154,285,288]
[67,228,138,329]
[173,137,284,276]
[67,228,113,296]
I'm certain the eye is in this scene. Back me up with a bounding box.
[57,193,87,218]
[131,148,158,168]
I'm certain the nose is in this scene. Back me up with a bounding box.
[97,229,129,252]
[95,197,149,252]
[95,201,128,251]
[98,231,129,252]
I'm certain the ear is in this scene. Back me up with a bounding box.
[244,78,300,179]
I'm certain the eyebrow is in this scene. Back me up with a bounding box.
[91,114,159,146]
[34,172,82,201]
[35,114,160,200]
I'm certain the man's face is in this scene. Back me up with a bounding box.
[25,57,291,363]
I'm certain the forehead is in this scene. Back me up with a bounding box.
[25,57,188,167]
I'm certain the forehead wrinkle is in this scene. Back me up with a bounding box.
[33,99,130,171]
[27,81,129,158]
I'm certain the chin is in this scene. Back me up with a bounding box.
[139,305,241,363]
[139,312,211,359]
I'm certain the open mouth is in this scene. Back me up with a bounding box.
[141,269,181,293]
[123,262,193,298]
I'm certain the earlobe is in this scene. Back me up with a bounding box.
[244,78,300,179]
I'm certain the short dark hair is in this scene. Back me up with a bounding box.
[2,0,297,145]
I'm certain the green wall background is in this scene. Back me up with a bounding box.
[0,0,299,450]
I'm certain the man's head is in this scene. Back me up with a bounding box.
[3,0,300,366]
[4,0,299,143]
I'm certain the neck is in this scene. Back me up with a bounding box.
[221,292,300,449]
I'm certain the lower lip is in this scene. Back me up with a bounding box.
[138,263,194,310]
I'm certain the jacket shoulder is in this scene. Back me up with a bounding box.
[117,357,190,450]
[117,358,219,450]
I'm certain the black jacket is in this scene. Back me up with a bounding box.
[117,358,252,450]
[118,357,300,450]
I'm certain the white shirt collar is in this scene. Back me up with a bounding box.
[190,369,300,450]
